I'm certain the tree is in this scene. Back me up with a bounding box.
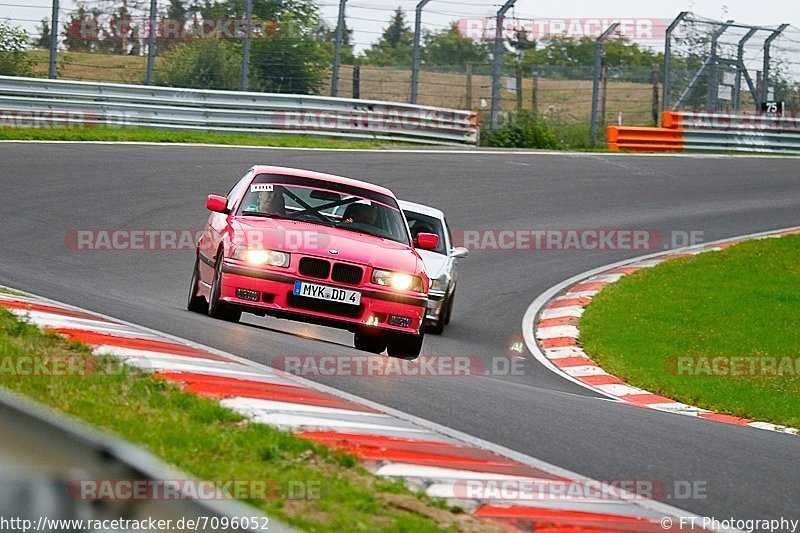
[0,21,33,76]
[63,5,100,52]
[318,19,354,65]
[33,18,51,49]
[155,39,242,89]
[361,7,413,67]
[200,0,329,94]
[422,23,488,70]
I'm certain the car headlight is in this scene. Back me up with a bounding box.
[231,246,290,268]
[430,275,448,293]
[371,269,424,292]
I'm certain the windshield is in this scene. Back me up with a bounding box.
[403,210,446,255]
[237,175,411,245]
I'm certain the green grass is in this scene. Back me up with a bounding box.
[0,126,406,150]
[0,287,29,297]
[0,308,490,532]
[580,235,800,428]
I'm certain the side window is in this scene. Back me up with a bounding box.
[226,171,253,211]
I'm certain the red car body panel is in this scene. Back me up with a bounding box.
[194,166,429,335]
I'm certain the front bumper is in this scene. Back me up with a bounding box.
[220,262,426,335]
[424,290,447,323]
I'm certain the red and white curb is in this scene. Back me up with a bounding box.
[524,227,800,437]
[0,290,717,532]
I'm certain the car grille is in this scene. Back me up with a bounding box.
[331,263,363,285]
[298,257,330,279]
[287,293,363,318]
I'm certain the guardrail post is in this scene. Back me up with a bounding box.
[589,22,618,148]
[410,0,432,104]
[761,24,789,107]
[331,0,349,97]
[240,0,253,91]
[145,0,157,85]
[662,11,688,111]
[489,0,517,130]
[48,0,59,79]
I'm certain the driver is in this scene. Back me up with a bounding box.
[342,203,377,225]
[256,186,285,216]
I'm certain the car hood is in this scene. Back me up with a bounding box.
[416,249,449,279]
[232,217,424,274]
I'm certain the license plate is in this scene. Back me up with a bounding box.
[293,281,361,306]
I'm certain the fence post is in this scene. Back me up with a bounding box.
[410,0,432,104]
[600,65,608,131]
[331,0,348,97]
[531,68,538,114]
[662,12,688,112]
[515,63,523,111]
[465,64,473,110]
[490,0,517,130]
[674,21,731,109]
[733,28,758,112]
[352,64,360,99]
[762,24,789,107]
[589,22,619,148]
[48,0,59,79]
[240,0,253,91]
[651,64,660,125]
[145,0,157,85]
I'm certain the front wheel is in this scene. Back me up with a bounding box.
[208,252,241,323]
[187,253,209,314]
[387,331,424,360]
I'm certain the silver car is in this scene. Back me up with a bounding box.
[398,200,468,334]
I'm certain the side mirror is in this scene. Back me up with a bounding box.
[206,194,228,214]
[416,233,439,251]
[452,247,469,259]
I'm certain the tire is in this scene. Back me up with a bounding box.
[387,331,424,359]
[354,330,387,354]
[427,300,446,335]
[208,251,241,323]
[187,253,209,314]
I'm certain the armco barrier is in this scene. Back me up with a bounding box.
[608,111,800,154]
[0,76,479,145]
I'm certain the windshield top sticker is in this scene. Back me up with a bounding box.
[251,184,274,192]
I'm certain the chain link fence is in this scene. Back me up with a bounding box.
[664,13,800,115]
[2,2,798,147]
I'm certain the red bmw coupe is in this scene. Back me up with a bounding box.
[188,166,439,358]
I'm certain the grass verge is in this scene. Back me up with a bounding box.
[0,127,406,150]
[580,235,800,428]
[0,307,494,532]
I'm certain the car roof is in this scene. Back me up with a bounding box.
[397,199,445,220]
[250,166,396,199]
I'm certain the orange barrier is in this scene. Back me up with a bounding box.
[606,126,684,152]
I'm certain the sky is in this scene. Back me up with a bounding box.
[6,0,800,53]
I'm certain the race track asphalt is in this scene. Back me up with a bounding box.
[1,143,798,520]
